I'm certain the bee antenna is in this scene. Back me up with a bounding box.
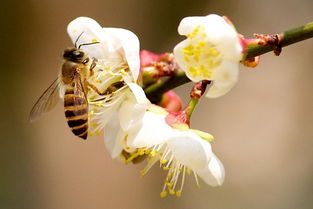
[75,32,84,48]
[78,41,100,49]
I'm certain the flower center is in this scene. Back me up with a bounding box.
[181,26,223,79]
[86,61,131,136]
[126,144,201,198]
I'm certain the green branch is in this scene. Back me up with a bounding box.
[144,71,190,103]
[144,21,313,102]
[245,21,313,59]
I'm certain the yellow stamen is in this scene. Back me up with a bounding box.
[145,149,151,154]
[138,149,145,155]
[150,150,158,157]
[94,101,103,107]
[169,189,175,195]
[175,190,182,197]
[185,168,191,175]
[184,56,190,63]
[166,182,173,188]
[108,71,115,76]
[120,69,127,76]
[187,25,201,39]
[93,78,101,83]
[160,191,167,198]
[125,151,140,164]
[160,159,167,164]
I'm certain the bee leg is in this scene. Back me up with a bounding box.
[86,82,110,96]
[87,80,126,96]
[89,58,98,76]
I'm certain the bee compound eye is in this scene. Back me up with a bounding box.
[63,50,71,58]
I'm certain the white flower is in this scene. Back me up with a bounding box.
[67,17,147,136]
[103,83,148,158]
[111,105,225,197]
[67,16,140,81]
[173,14,243,98]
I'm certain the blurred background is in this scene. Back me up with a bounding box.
[1,0,312,208]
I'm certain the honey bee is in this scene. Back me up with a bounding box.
[30,33,102,140]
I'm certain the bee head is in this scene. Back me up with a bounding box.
[63,48,87,62]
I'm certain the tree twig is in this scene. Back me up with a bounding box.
[144,21,313,102]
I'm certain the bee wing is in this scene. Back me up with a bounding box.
[73,72,88,114]
[29,78,61,122]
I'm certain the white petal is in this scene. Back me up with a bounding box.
[166,131,212,170]
[177,15,213,35]
[201,15,238,45]
[178,15,236,45]
[210,60,239,81]
[104,113,124,159]
[104,28,140,81]
[118,100,144,132]
[118,83,147,131]
[67,17,102,44]
[127,82,148,105]
[206,60,239,98]
[173,41,201,83]
[127,111,173,148]
[67,17,112,59]
[206,81,237,98]
[214,34,242,61]
[88,89,126,133]
[197,154,225,186]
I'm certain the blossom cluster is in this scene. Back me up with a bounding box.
[66,15,245,197]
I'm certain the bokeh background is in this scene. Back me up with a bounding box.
[1,0,312,209]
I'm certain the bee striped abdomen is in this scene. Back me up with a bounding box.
[64,88,88,139]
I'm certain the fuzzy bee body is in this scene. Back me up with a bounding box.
[30,46,98,140]
[61,48,91,139]
[63,87,89,139]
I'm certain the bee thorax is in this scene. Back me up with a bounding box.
[62,61,80,84]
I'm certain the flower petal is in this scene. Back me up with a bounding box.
[215,37,243,61]
[206,60,239,98]
[118,83,148,131]
[177,15,211,36]
[166,131,212,170]
[197,153,225,186]
[127,111,173,148]
[173,41,204,82]
[104,113,125,159]
[67,17,112,59]
[178,14,239,49]
[104,28,140,81]
[127,82,148,105]
[201,15,241,59]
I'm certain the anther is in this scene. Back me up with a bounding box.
[160,191,167,198]
[175,190,182,197]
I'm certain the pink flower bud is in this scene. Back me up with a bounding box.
[159,91,182,112]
